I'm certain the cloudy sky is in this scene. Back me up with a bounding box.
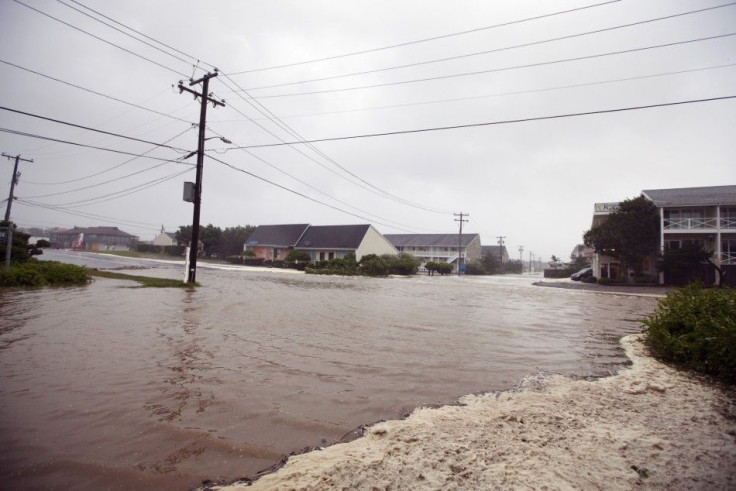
[1,0,734,262]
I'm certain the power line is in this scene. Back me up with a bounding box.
[206,154,417,232]
[242,2,736,91]
[227,0,622,75]
[11,0,189,77]
[213,63,736,123]
[230,95,736,149]
[0,59,196,125]
[17,199,168,232]
[251,33,736,99]
[21,126,194,186]
[0,127,195,164]
[0,106,191,152]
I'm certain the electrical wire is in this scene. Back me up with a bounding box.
[241,2,736,91]
[0,106,191,152]
[11,0,189,77]
[0,127,195,164]
[0,59,196,125]
[206,154,418,233]
[227,0,622,75]
[230,94,736,149]
[212,63,736,123]
[251,33,736,99]
[21,126,195,186]
[17,199,167,232]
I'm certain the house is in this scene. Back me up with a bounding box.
[245,224,310,260]
[385,233,482,272]
[590,185,736,285]
[295,225,397,261]
[49,226,139,251]
[245,224,397,261]
[481,245,509,265]
[152,227,178,247]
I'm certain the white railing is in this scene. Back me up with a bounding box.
[663,217,718,230]
[721,217,736,229]
[722,252,736,265]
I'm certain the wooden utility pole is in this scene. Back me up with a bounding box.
[177,71,225,283]
[454,212,468,276]
[2,153,33,270]
[518,245,524,272]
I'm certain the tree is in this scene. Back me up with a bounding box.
[569,253,591,271]
[549,255,562,269]
[0,221,34,262]
[584,195,660,275]
[220,225,255,258]
[658,242,712,286]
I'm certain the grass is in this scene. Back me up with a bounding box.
[87,269,195,288]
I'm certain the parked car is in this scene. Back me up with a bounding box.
[571,267,593,281]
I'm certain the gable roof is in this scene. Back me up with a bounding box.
[642,185,736,207]
[296,224,371,249]
[247,224,309,247]
[384,233,479,248]
[54,226,138,238]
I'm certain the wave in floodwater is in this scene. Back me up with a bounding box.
[0,251,658,489]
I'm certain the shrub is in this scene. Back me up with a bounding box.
[163,245,185,256]
[226,255,244,264]
[464,262,487,275]
[581,275,598,284]
[384,253,420,275]
[359,254,389,277]
[598,277,613,285]
[643,283,736,384]
[0,261,89,287]
[285,249,309,262]
[137,243,159,253]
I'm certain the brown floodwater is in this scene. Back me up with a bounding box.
[0,251,659,490]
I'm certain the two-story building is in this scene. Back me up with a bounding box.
[49,226,139,251]
[591,185,736,285]
[384,233,482,273]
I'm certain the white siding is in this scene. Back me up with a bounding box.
[355,226,398,261]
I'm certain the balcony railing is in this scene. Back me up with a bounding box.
[664,217,718,230]
[721,217,736,229]
[722,252,736,265]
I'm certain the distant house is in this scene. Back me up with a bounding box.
[49,226,139,251]
[245,224,397,261]
[481,245,509,265]
[296,225,397,261]
[152,227,178,247]
[245,224,310,260]
[385,233,482,272]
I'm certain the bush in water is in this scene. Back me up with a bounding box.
[643,283,736,384]
[0,260,90,287]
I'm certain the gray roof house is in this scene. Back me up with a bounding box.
[385,233,482,272]
[295,224,397,261]
[49,226,139,251]
[245,224,397,261]
[245,224,310,260]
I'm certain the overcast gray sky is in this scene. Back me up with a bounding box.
[1,0,734,262]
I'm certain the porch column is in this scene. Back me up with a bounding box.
[659,207,665,285]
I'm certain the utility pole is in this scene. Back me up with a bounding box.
[529,251,533,274]
[177,71,225,284]
[497,236,506,273]
[2,153,33,270]
[518,245,524,272]
[2,153,33,222]
[454,212,468,276]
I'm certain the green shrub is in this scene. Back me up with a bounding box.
[598,277,613,285]
[464,262,487,275]
[0,261,90,287]
[581,275,598,284]
[643,283,736,384]
[285,249,309,262]
[359,254,389,277]
[226,255,244,264]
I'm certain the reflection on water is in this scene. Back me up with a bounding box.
[0,251,658,489]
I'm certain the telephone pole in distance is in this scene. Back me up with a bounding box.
[518,245,524,272]
[178,71,225,284]
[454,212,468,276]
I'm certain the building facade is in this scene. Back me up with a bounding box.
[591,186,736,285]
[49,226,139,251]
[385,233,482,272]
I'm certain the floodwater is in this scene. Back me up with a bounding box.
[0,251,659,490]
